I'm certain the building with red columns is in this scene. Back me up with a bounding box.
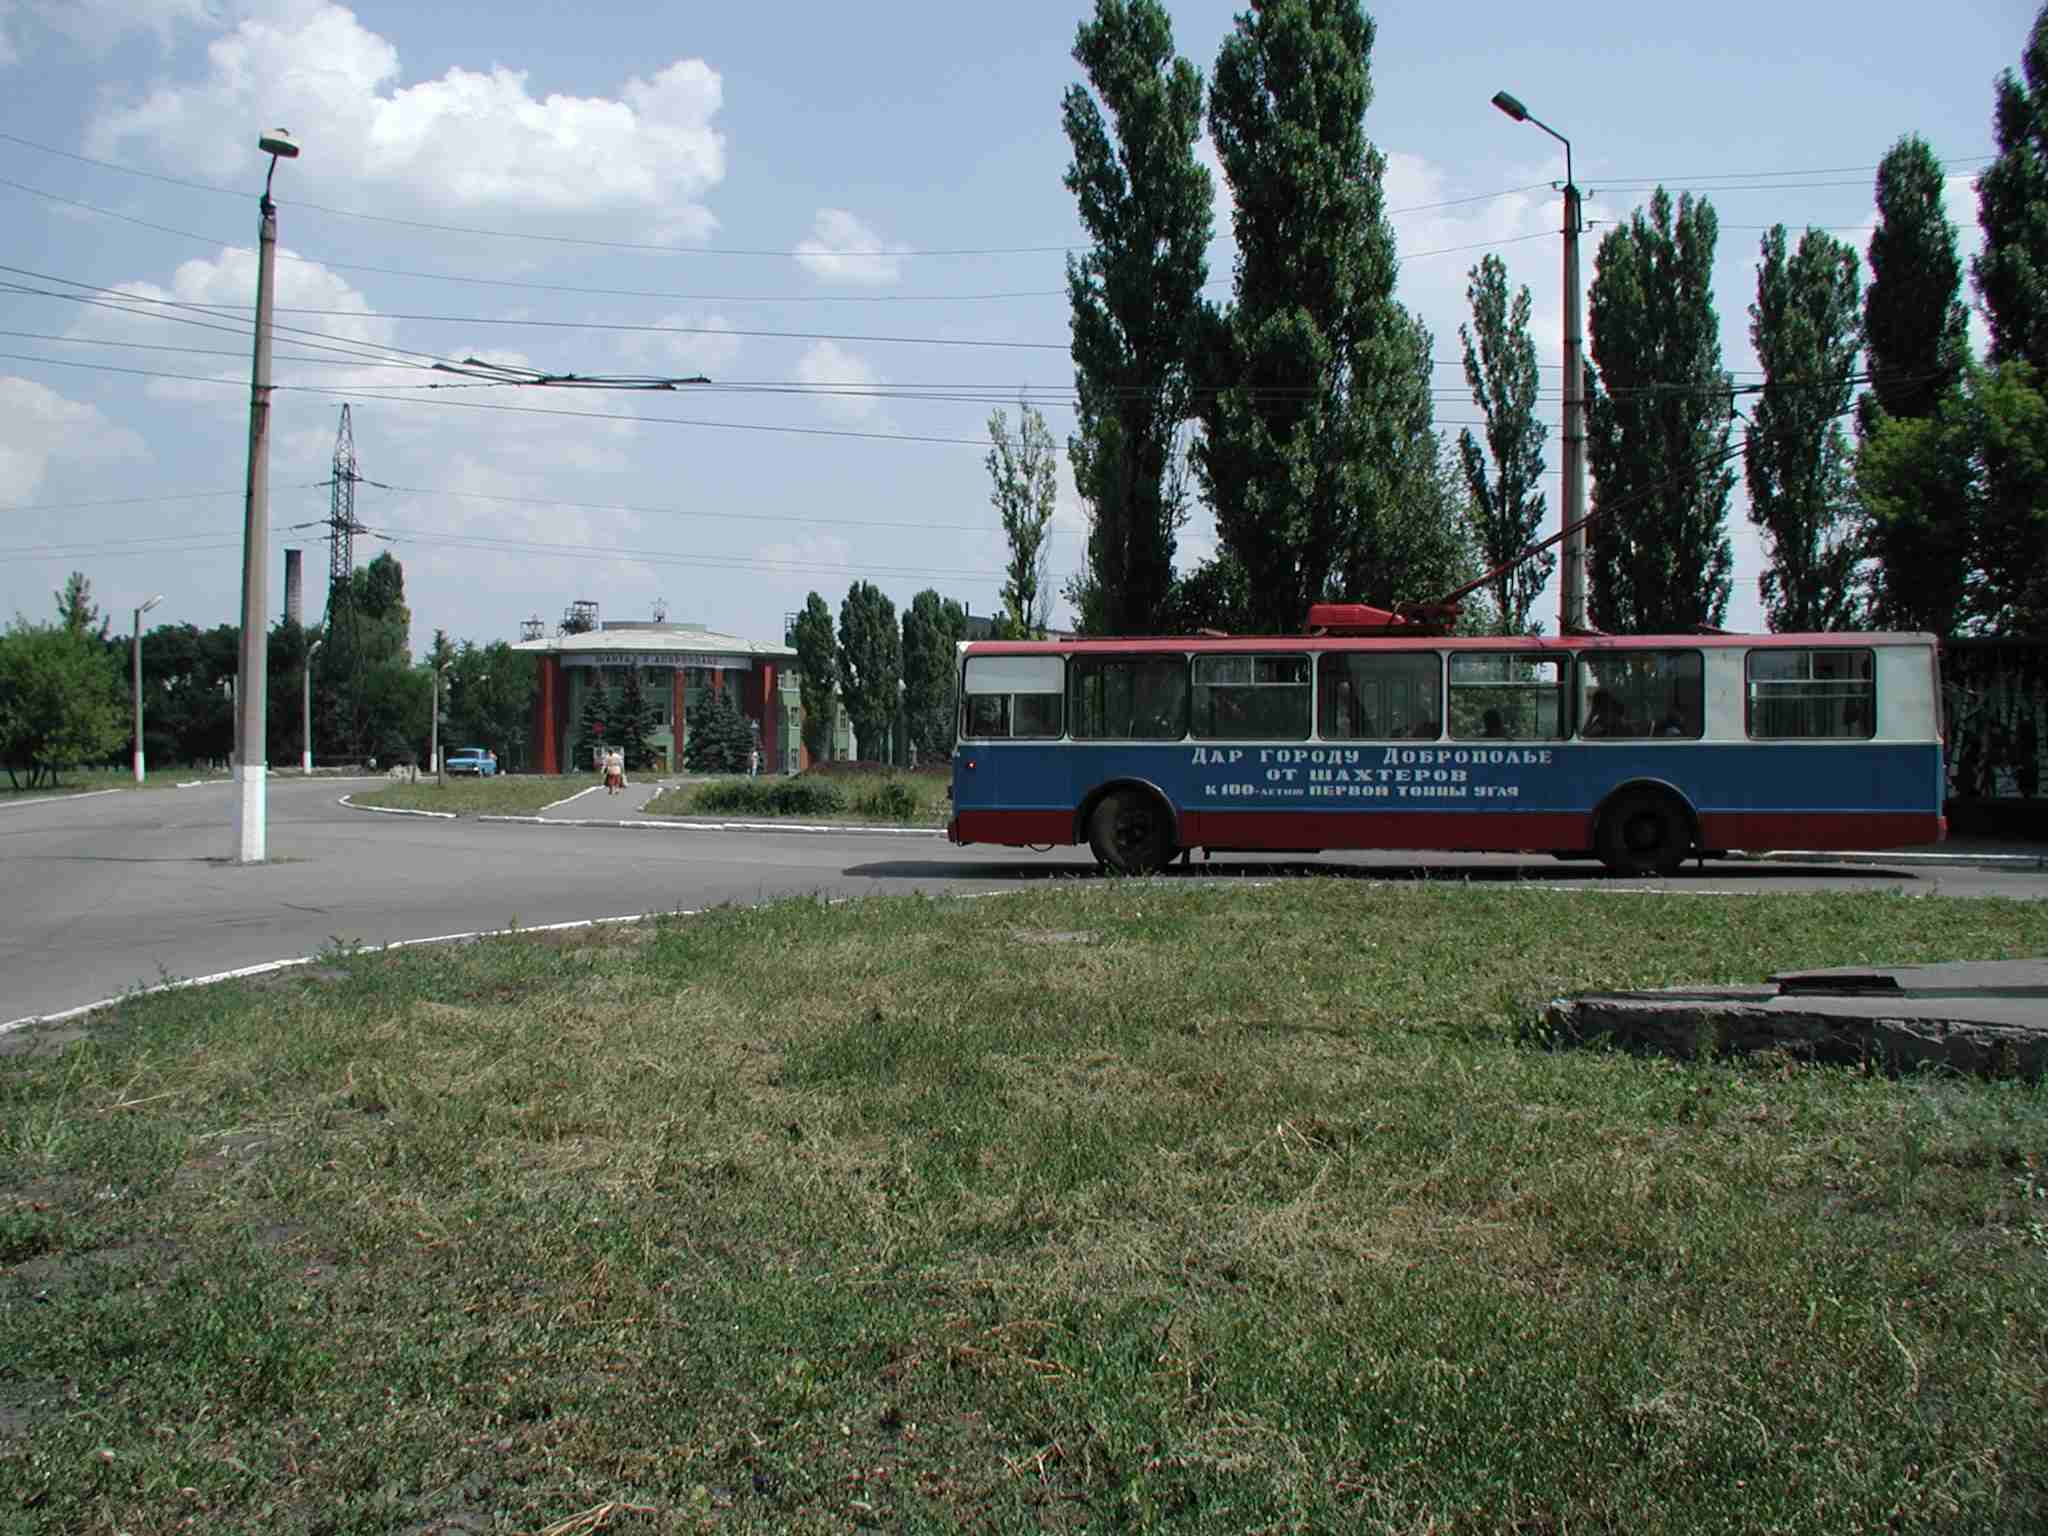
[513,621,800,775]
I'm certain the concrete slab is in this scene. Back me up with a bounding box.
[1546,959,2048,1077]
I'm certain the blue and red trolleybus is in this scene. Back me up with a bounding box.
[946,604,1945,877]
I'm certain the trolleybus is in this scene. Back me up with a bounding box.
[945,605,1945,876]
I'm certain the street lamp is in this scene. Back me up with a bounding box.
[1491,90,1588,634]
[131,593,163,784]
[302,636,323,774]
[234,127,299,863]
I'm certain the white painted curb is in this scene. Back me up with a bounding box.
[337,794,456,820]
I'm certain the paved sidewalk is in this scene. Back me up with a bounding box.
[535,776,670,820]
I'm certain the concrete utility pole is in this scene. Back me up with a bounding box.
[431,663,450,785]
[234,129,299,862]
[302,637,323,774]
[131,594,162,783]
[1492,91,1588,634]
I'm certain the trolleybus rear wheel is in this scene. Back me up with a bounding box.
[1088,789,1175,876]
[1596,789,1691,877]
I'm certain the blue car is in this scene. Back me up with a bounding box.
[445,747,498,777]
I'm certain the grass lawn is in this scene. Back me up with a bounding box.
[351,775,596,817]
[3,882,2045,1532]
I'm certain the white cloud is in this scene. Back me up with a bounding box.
[0,376,147,503]
[85,3,725,240]
[64,242,394,409]
[793,339,888,426]
[614,312,743,380]
[794,209,907,287]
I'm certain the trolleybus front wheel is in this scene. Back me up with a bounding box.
[1596,788,1692,877]
[1088,789,1176,876]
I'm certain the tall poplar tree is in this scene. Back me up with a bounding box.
[901,589,967,762]
[1745,225,1868,632]
[985,403,1059,636]
[1585,187,1734,632]
[837,582,901,762]
[1199,0,1446,635]
[1857,137,1974,634]
[1062,0,1211,636]
[1976,3,2048,376]
[791,593,837,763]
[1457,254,1551,634]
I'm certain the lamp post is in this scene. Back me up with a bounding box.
[1491,90,1587,634]
[131,593,163,784]
[234,127,299,863]
[302,637,323,774]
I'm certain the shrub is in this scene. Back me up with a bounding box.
[852,779,920,821]
[692,777,847,816]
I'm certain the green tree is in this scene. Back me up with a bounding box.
[1199,0,1451,634]
[0,620,126,788]
[1860,362,2048,635]
[902,589,967,763]
[441,641,535,769]
[614,669,659,772]
[318,551,416,760]
[1864,137,1970,423]
[1745,224,1868,632]
[1063,0,1211,635]
[986,402,1059,636]
[1976,4,2048,376]
[55,572,110,641]
[572,675,613,774]
[1858,138,1975,632]
[837,581,901,762]
[682,688,754,774]
[790,592,838,763]
[1585,187,1735,632]
[1457,254,1552,634]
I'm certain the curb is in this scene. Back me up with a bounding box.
[479,814,944,837]
[336,794,455,820]
[1729,849,2048,870]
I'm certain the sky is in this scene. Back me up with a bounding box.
[0,0,2036,656]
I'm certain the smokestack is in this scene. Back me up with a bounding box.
[284,547,303,626]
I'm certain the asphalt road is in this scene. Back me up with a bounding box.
[5,775,2045,1028]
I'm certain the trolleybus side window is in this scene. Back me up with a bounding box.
[1448,653,1568,740]
[960,655,1065,740]
[1578,650,1705,739]
[1193,654,1310,739]
[1747,648,1875,739]
[1068,653,1189,740]
[1316,651,1441,740]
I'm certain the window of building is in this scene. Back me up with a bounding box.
[1192,654,1310,739]
[1747,648,1875,739]
[1317,651,1441,740]
[1578,650,1705,740]
[1448,652,1569,740]
[1068,654,1188,740]
[961,655,1064,740]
